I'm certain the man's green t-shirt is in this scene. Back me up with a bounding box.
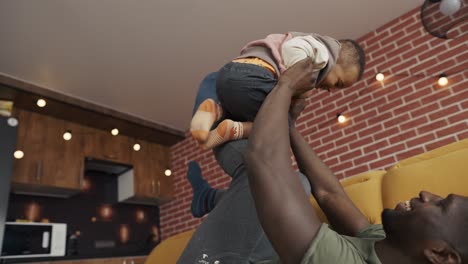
[262,224,385,264]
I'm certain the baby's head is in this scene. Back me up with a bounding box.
[318,39,365,92]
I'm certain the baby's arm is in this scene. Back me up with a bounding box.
[282,36,330,70]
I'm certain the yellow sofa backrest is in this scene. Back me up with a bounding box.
[145,229,195,264]
[310,170,386,224]
[391,138,468,169]
[382,148,468,209]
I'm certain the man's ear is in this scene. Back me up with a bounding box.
[423,240,462,264]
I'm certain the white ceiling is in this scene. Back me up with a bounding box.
[0,0,423,132]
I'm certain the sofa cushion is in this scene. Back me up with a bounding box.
[382,148,468,209]
[391,138,468,169]
[145,229,195,264]
[310,170,386,224]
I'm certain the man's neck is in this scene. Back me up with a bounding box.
[375,239,422,264]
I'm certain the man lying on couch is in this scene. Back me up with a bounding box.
[244,58,468,264]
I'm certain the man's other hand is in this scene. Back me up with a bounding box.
[279,58,317,97]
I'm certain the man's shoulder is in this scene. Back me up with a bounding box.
[356,224,386,240]
[256,225,385,264]
[300,224,383,264]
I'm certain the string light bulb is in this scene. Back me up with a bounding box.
[63,131,72,141]
[37,99,47,108]
[165,169,172,177]
[111,128,119,136]
[438,74,448,86]
[337,114,347,124]
[376,72,385,82]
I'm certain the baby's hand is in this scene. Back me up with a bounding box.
[279,58,316,97]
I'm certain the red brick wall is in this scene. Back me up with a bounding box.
[160,8,468,240]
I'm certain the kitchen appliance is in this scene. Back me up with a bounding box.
[1,222,67,259]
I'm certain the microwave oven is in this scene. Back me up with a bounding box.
[1,222,67,259]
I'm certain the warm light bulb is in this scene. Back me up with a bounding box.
[165,169,172,177]
[14,150,24,159]
[26,203,40,222]
[37,99,47,108]
[63,131,72,141]
[111,128,119,136]
[133,143,141,151]
[376,73,385,82]
[136,210,145,222]
[438,75,448,86]
[337,115,347,124]
[100,205,112,219]
[119,225,130,244]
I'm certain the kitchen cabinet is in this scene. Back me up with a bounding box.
[154,145,173,201]
[118,140,173,205]
[121,257,146,264]
[11,109,173,203]
[12,109,47,186]
[83,127,131,165]
[33,256,147,264]
[11,109,84,197]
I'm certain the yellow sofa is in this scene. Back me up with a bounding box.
[146,138,468,264]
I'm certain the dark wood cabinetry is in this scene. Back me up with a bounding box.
[11,109,173,203]
[12,110,83,197]
[124,141,173,205]
[83,127,131,165]
[34,256,147,264]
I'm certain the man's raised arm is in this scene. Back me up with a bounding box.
[244,59,322,264]
[289,125,370,236]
